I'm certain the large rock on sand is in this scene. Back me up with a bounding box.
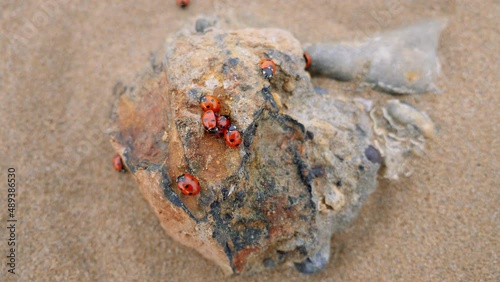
[109,27,380,275]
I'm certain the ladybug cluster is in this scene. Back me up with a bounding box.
[120,50,313,200]
[173,95,242,197]
[200,95,242,148]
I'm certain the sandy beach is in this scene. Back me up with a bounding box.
[1,1,498,281]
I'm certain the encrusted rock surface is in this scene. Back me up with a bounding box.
[109,27,380,275]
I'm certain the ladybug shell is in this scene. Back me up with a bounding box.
[216,115,231,133]
[303,52,312,69]
[225,125,242,148]
[259,59,276,79]
[112,154,125,172]
[202,110,218,133]
[200,95,221,113]
[176,0,189,8]
[176,173,200,196]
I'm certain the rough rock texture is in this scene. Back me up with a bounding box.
[368,99,436,179]
[306,20,447,94]
[109,28,380,275]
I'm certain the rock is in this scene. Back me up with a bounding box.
[365,145,382,164]
[294,241,330,274]
[195,17,216,33]
[306,19,447,94]
[368,99,435,179]
[383,100,436,139]
[109,27,380,275]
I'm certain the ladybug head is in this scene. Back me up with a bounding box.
[262,68,274,79]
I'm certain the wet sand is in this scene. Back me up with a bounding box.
[1,1,498,281]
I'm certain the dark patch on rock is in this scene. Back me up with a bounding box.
[314,86,328,95]
[228,57,240,67]
[187,88,199,100]
[294,252,329,274]
[365,145,382,164]
[260,86,279,110]
[221,188,229,200]
[231,227,264,252]
[355,124,366,137]
[311,165,325,177]
[292,148,313,188]
[263,258,275,268]
[199,190,215,207]
[306,130,314,140]
[239,84,252,91]
[113,82,127,96]
[243,118,259,149]
[276,250,287,263]
[288,196,300,206]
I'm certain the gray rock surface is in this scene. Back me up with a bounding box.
[306,19,447,94]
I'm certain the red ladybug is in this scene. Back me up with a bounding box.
[259,58,276,79]
[112,154,125,172]
[225,125,242,148]
[303,52,312,69]
[202,110,218,133]
[176,173,200,196]
[216,115,231,133]
[176,0,189,8]
[200,95,221,113]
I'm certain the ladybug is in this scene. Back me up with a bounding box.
[303,52,312,69]
[176,0,189,8]
[216,115,231,133]
[259,58,276,79]
[224,125,242,148]
[176,173,200,196]
[202,110,218,133]
[112,154,125,172]
[200,95,221,113]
